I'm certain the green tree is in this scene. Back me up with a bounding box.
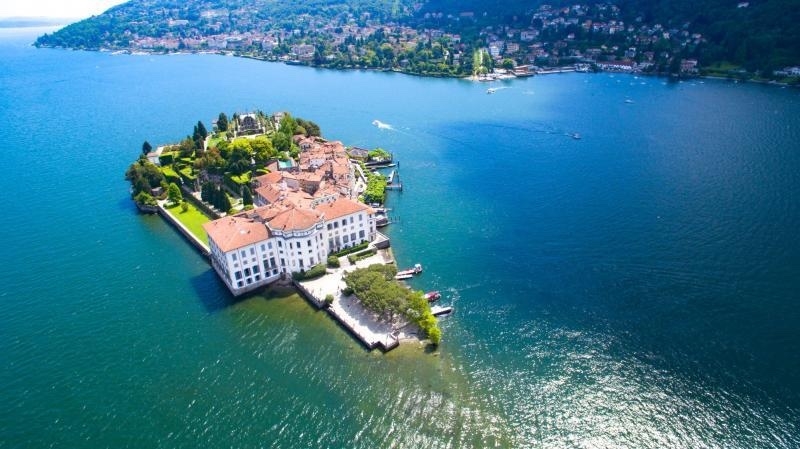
[167,182,183,205]
[141,140,152,155]
[251,136,276,165]
[242,186,253,206]
[501,58,515,70]
[133,190,157,207]
[178,137,195,158]
[217,112,228,132]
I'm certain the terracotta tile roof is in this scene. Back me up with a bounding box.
[313,197,370,220]
[255,184,283,204]
[253,171,283,186]
[267,205,322,231]
[203,216,270,253]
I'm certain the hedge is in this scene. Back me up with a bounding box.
[347,248,376,264]
[159,166,181,185]
[330,242,370,258]
[292,263,327,281]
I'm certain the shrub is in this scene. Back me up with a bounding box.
[347,248,376,264]
[330,242,370,258]
[327,256,340,268]
[292,263,327,281]
[324,294,334,306]
[180,201,189,212]
[342,286,354,296]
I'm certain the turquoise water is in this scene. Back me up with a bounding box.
[1,27,800,447]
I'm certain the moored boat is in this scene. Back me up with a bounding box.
[431,305,453,316]
[424,291,441,302]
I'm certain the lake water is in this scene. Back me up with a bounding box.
[1,27,799,448]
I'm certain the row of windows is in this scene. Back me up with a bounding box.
[235,268,280,289]
[326,214,363,230]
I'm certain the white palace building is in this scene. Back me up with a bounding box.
[202,135,379,296]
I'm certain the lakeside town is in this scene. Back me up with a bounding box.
[37,1,800,83]
[126,111,445,350]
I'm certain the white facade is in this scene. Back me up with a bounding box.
[206,200,378,296]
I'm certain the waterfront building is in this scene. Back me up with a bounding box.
[203,197,377,295]
[203,135,378,296]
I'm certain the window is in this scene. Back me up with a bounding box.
[264,260,270,271]
[268,242,273,249]
[289,242,292,249]
[351,233,356,241]
[270,257,276,268]
[235,271,243,280]
[359,214,363,221]
[310,258,315,265]
[240,250,246,257]
[334,222,339,229]
[250,248,255,255]
[281,258,286,266]
[299,259,304,268]
[341,219,346,226]
[246,278,252,285]
[349,217,353,224]
[343,235,349,243]
[307,239,312,247]
[244,268,251,276]
[260,244,265,251]
[232,253,237,261]
[237,281,243,288]
[254,275,261,281]
[359,230,365,238]
[327,223,332,230]
[278,241,283,248]
[253,265,260,274]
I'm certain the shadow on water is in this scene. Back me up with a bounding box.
[190,272,305,314]
[117,195,139,213]
[190,269,248,313]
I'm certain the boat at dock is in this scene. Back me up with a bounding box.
[394,263,422,280]
[424,291,441,302]
[431,305,453,316]
[375,216,390,227]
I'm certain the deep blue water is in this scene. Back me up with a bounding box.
[1,27,799,448]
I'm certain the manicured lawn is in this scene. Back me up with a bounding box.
[165,201,211,244]
[207,133,227,149]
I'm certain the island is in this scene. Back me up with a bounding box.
[125,110,441,349]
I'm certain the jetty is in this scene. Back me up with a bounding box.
[385,169,403,191]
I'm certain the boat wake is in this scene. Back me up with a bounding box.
[372,119,394,130]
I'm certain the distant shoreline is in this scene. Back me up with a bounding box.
[34,44,800,88]
[0,18,76,29]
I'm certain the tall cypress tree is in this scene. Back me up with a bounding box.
[242,186,253,206]
[217,113,228,132]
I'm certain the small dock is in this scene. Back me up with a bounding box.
[385,169,403,191]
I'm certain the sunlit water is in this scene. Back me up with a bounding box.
[1,27,799,448]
